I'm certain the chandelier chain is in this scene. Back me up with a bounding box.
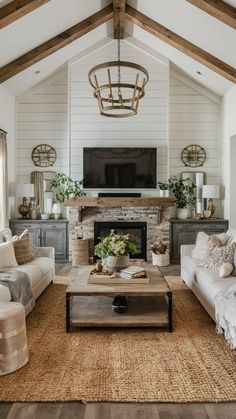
[117,7,122,100]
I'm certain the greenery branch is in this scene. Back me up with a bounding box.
[168,176,195,209]
[50,173,86,203]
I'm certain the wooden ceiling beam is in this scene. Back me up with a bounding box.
[125,5,236,83]
[186,0,236,30]
[0,4,113,83]
[0,0,50,30]
[113,0,125,39]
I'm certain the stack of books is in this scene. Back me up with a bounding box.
[120,265,146,279]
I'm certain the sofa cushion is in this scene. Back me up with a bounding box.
[182,255,236,300]
[12,230,35,265]
[203,243,236,271]
[219,262,234,278]
[17,257,54,289]
[183,255,219,282]
[226,229,236,244]
[0,228,12,243]
[0,242,18,268]
[192,231,221,260]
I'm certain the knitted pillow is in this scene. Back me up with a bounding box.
[12,230,35,265]
[192,232,220,260]
[203,243,236,271]
[219,262,234,278]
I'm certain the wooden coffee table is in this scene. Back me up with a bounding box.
[65,264,172,332]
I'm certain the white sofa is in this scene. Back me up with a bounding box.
[0,228,55,306]
[181,229,236,322]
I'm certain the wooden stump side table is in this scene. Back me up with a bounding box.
[71,239,89,267]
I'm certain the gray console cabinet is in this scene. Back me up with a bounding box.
[9,219,69,261]
[170,218,228,264]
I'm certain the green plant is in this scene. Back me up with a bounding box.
[94,231,137,259]
[50,173,86,203]
[158,181,169,190]
[168,176,195,209]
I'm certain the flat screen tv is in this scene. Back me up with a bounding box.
[83,148,157,189]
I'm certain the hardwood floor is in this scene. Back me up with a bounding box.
[2,402,236,419]
[1,263,236,418]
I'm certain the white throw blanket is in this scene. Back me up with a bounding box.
[215,283,236,349]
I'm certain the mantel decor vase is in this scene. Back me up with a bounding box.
[177,208,188,220]
[107,255,129,271]
[52,203,62,220]
[159,190,169,198]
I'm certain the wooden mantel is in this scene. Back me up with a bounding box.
[65,197,175,208]
[65,196,175,222]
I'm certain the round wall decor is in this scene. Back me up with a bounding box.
[31,144,57,167]
[181,144,206,168]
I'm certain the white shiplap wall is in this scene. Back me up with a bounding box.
[16,70,68,183]
[169,72,220,184]
[15,49,221,206]
[69,41,169,195]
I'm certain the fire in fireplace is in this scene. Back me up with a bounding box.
[94,221,147,260]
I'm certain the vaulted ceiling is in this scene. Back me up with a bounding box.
[0,0,235,96]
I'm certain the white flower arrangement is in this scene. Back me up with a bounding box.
[94,231,137,258]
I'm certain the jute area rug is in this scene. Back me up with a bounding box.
[1,274,236,403]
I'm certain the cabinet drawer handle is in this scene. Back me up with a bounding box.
[23,225,30,228]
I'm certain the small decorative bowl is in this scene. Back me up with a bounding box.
[53,213,62,220]
[41,213,50,220]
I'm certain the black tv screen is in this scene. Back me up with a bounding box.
[83,148,157,189]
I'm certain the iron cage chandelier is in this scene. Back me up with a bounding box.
[88,11,149,118]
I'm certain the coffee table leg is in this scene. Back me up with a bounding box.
[168,291,173,332]
[66,293,71,333]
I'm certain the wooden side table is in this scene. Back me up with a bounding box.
[71,238,89,267]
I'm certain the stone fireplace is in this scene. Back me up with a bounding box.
[68,205,170,262]
[94,221,147,260]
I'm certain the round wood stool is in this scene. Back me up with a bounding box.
[71,238,89,267]
[0,302,29,376]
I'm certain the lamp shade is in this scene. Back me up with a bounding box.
[202,185,220,199]
[16,183,34,198]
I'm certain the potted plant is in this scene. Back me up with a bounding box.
[94,231,137,271]
[50,173,86,218]
[168,176,195,219]
[158,181,169,197]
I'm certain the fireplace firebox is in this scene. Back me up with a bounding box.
[94,221,147,260]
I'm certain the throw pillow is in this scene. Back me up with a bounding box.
[12,230,35,265]
[192,232,221,260]
[219,262,234,278]
[213,233,230,246]
[0,242,18,268]
[192,232,211,260]
[0,228,12,243]
[226,229,236,244]
[203,243,236,271]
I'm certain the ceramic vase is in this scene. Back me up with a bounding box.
[52,202,62,219]
[107,255,130,271]
[177,208,188,220]
[159,190,169,198]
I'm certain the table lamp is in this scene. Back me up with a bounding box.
[202,185,220,217]
[16,183,35,219]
